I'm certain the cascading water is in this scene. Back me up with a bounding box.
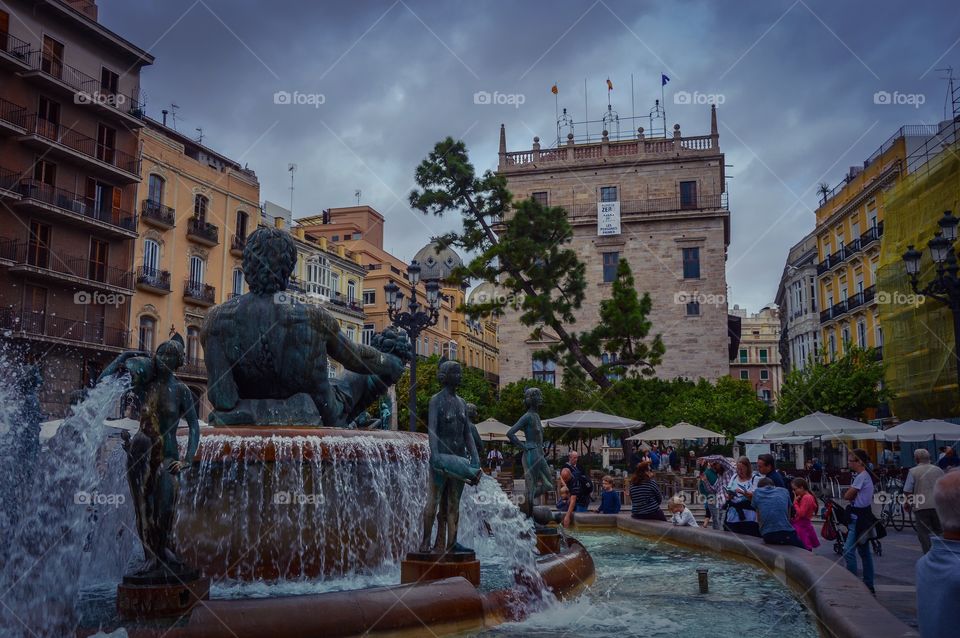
[0,374,129,638]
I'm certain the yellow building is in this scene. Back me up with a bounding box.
[814,125,936,361]
[130,117,261,416]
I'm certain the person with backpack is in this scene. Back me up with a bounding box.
[559,451,593,527]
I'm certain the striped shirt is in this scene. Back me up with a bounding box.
[629,480,663,516]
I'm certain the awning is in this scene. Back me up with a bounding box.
[544,410,644,430]
[474,417,524,442]
[883,419,960,443]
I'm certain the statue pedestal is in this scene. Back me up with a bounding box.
[535,527,561,554]
[401,551,480,587]
[117,570,210,620]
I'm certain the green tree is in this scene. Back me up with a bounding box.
[578,259,664,378]
[662,376,770,437]
[776,346,892,422]
[396,355,496,431]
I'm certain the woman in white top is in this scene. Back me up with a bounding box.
[725,456,761,537]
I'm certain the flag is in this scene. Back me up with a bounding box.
[661,74,670,86]
[551,84,558,95]
[606,78,613,91]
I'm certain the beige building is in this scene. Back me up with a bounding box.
[130,117,260,417]
[729,305,783,405]
[495,106,730,387]
[776,231,820,373]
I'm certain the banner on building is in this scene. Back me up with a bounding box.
[597,201,621,236]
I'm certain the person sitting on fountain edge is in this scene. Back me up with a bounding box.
[596,475,622,514]
[752,477,807,549]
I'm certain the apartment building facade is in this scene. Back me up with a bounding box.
[775,230,819,373]
[130,118,260,418]
[0,0,152,416]
[729,305,783,405]
[495,106,730,387]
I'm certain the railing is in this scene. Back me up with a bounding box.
[816,224,885,274]
[21,115,139,175]
[20,50,143,116]
[0,96,28,129]
[18,178,136,232]
[140,199,176,227]
[231,234,246,253]
[180,358,207,378]
[0,306,128,348]
[821,285,877,323]
[502,134,718,167]
[0,165,20,193]
[329,292,364,313]
[0,30,32,62]
[183,279,216,304]
[566,193,727,219]
[186,218,219,244]
[3,239,134,288]
[860,222,883,247]
[136,266,171,291]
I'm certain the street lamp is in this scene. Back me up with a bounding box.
[901,210,960,392]
[384,260,445,431]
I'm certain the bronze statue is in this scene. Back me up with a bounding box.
[201,227,410,427]
[418,360,482,554]
[507,387,554,520]
[99,335,201,581]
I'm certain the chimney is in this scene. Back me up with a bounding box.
[293,227,305,240]
[710,104,718,139]
[274,216,285,230]
[162,109,168,127]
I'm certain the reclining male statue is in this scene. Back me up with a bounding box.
[201,226,410,427]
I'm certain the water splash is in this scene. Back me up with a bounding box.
[0,374,129,638]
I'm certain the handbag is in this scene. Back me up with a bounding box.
[821,518,837,541]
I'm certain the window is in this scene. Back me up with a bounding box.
[876,324,883,347]
[760,369,769,380]
[186,326,201,363]
[828,333,837,358]
[100,67,119,96]
[682,247,700,279]
[143,239,160,273]
[739,349,748,363]
[330,271,340,296]
[679,181,697,209]
[601,352,621,381]
[232,268,243,296]
[189,255,205,284]
[362,323,375,346]
[761,389,772,403]
[739,370,749,380]
[27,221,51,268]
[236,210,249,240]
[600,186,618,202]
[602,251,619,282]
[443,315,449,331]
[759,349,768,363]
[841,325,850,347]
[686,301,700,316]
[147,174,164,204]
[352,232,362,240]
[138,316,156,352]
[96,124,116,164]
[346,326,356,342]
[307,257,331,296]
[532,191,548,206]
[857,320,867,347]
[346,280,356,303]
[532,359,557,385]
[331,235,340,242]
[36,95,60,139]
[434,338,439,355]
[362,289,376,305]
[194,195,208,222]
[88,239,108,283]
[41,35,64,79]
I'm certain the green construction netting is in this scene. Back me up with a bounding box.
[877,141,960,419]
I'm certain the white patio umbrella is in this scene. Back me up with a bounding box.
[40,416,210,442]
[764,411,881,440]
[626,424,674,441]
[883,419,960,443]
[666,422,724,441]
[544,410,644,430]
[736,421,811,444]
[474,417,524,442]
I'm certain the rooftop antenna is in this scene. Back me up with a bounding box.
[557,107,574,146]
[936,66,956,119]
[169,103,180,130]
[354,189,361,206]
[649,98,666,138]
[288,163,297,215]
[195,127,204,144]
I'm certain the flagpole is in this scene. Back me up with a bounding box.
[631,73,635,125]
[554,83,560,147]
[584,77,588,141]
[661,73,667,132]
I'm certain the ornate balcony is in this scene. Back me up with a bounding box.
[140,199,176,229]
[3,240,134,293]
[0,30,32,71]
[566,193,728,221]
[15,178,137,238]
[183,279,216,306]
[817,223,885,275]
[180,358,207,379]
[18,115,139,182]
[0,96,28,135]
[135,267,171,294]
[0,306,129,351]
[230,233,246,257]
[186,218,219,246]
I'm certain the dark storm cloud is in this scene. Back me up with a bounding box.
[98,0,960,311]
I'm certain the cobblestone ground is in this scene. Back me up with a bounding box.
[812,526,922,629]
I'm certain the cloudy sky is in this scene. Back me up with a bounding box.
[100,0,958,312]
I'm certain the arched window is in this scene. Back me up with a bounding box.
[346,279,356,303]
[147,174,165,205]
[143,239,160,274]
[232,268,243,297]
[330,271,340,298]
[193,195,208,222]
[186,326,202,363]
[189,255,205,284]
[138,315,156,352]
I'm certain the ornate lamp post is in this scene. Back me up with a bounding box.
[384,260,443,431]
[902,210,960,391]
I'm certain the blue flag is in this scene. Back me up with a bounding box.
[661,74,670,86]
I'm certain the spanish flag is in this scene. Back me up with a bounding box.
[606,78,613,91]
[551,84,558,95]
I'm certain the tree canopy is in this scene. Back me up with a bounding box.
[395,355,495,432]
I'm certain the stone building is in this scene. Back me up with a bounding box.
[130,117,260,418]
[775,230,819,373]
[0,0,152,416]
[495,106,730,387]
[729,305,782,405]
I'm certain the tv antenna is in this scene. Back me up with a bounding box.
[195,127,204,144]
[169,103,180,130]
[936,66,957,119]
[288,163,297,215]
[354,189,361,206]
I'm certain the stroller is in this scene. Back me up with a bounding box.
[821,498,882,557]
